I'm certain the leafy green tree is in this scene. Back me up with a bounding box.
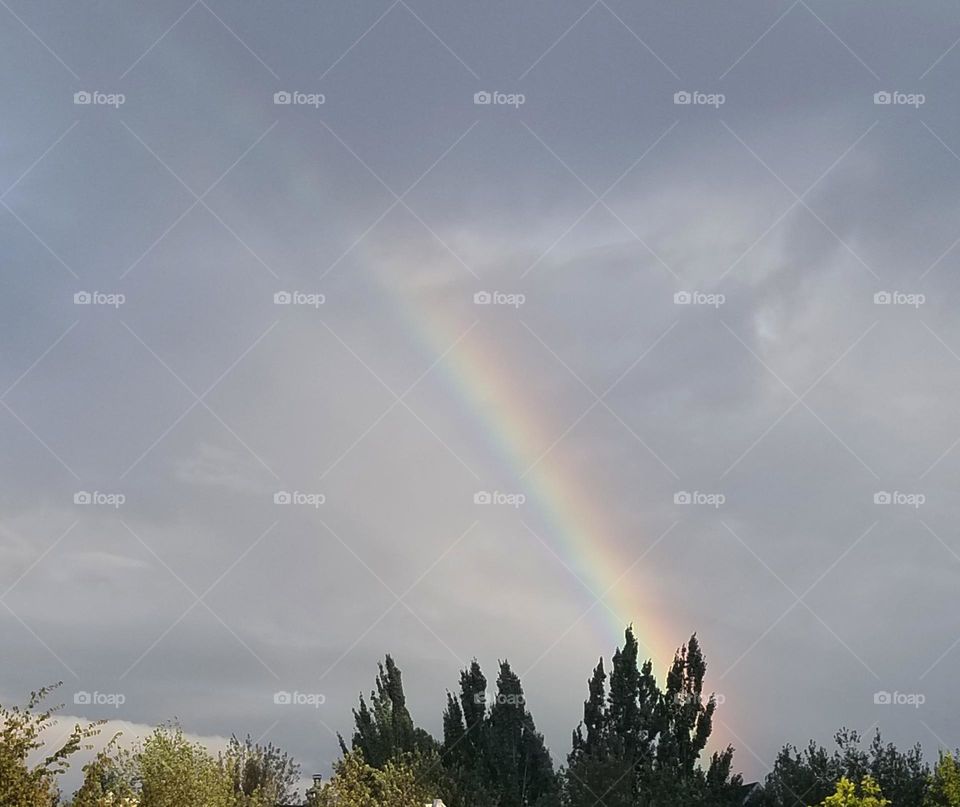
[817,776,889,807]
[0,683,100,807]
[136,724,232,807]
[926,752,960,807]
[308,749,436,807]
[223,735,300,806]
[71,735,138,807]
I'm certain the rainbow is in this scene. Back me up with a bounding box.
[367,265,676,671]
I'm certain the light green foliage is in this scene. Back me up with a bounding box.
[136,724,232,807]
[308,749,434,807]
[0,683,101,807]
[71,734,139,806]
[926,753,960,807]
[817,776,890,807]
[222,735,300,806]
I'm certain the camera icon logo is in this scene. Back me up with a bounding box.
[74,691,92,705]
[74,491,92,505]
[873,291,891,305]
[274,491,292,505]
[474,291,492,305]
[274,91,292,105]
[873,91,892,105]
[74,291,92,305]
[274,291,292,305]
[74,91,92,105]
[474,491,492,505]
[874,691,892,705]
[273,691,292,705]
[674,491,692,504]
[873,491,891,505]
[673,91,692,105]
[673,291,692,305]
[474,91,492,105]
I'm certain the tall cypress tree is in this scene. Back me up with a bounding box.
[442,673,493,807]
[487,661,559,807]
[347,655,434,768]
[565,629,742,807]
[566,658,630,807]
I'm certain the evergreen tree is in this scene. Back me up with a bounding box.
[441,671,493,807]
[348,654,435,768]
[486,661,559,807]
[564,628,741,807]
[566,658,631,807]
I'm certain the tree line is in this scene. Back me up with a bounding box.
[2,627,958,806]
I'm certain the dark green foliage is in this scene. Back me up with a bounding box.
[440,659,560,807]
[348,654,436,768]
[486,661,560,807]
[750,729,930,807]
[564,628,742,807]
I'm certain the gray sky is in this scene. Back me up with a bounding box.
[3,0,960,792]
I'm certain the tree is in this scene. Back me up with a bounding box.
[348,655,435,768]
[136,724,232,807]
[817,776,889,807]
[564,628,741,807]
[441,661,494,807]
[308,749,436,807]
[753,730,929,807]
[71,735,138,807]
[486,661,559,807]
[566,658,631,807]
[223,735,300,805]
[0,683,100,807]
[926,752,960,807]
